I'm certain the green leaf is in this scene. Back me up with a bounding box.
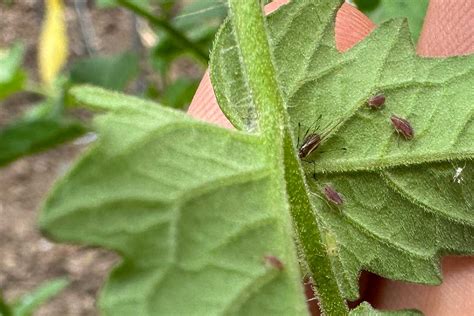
[350,302,421,316]
[12,278,69,316]
[362,0,429,42]
[151,25,215,74]
[69,52,139,91]
[211,0,474,302]
[0,43,26,100]
[353,0,381,12]
[40,86,308,315]
[158,78,199,109]
[0,115,86,167]
[175,0,227,27]
[150,0,227,74]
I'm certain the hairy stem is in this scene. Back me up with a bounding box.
[228,1,348,314]
[116,0,208,63]
[282,132,348,315]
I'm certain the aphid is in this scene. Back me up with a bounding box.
[390,115,414,140]
[298,133,322,159]
[367,93,386,109]
[297,116,345,160]
[303,276,318,303]
[323,185,344,205]
[263,255,284,270]
[303,275,314,286]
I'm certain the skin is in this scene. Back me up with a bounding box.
[187,1,474,314]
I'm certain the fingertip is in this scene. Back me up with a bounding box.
[264,0,290,14]
[417,0,474,57]
[369,256,474,315]
[335,3,376,52]
[187,71,233,129]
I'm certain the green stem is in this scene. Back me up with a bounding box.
[282,133,349,315]
[228,1,348,315]
[117,0,208,63]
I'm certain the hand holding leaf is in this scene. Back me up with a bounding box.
[40,1,474,315]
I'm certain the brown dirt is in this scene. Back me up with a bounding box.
[0,1,136,315]
[0,145,118,316]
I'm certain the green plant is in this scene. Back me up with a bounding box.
[354,0,429,42]
[0,41,86,167]
[0,0,225,167]
[116,0,227,108]
[38,1,473,315]
[0,278,69,316]
[0,0,86,167]
[68,0,228,110]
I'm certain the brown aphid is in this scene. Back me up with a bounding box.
[264,255,284,270]
[367,93,386,109]
[298,133,322,159]
[390,115,414,140]
[323,185,344,205]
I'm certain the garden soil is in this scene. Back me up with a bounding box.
[0,1,138,314]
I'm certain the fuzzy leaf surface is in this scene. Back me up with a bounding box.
[39,86,308,315]
[350,302,421,316]
[211,0,474,300]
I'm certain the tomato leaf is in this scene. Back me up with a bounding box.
[211,0,473,301]
[40,86,308,315]
[350,302,421,315]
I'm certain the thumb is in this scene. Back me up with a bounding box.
[417,0,474,57]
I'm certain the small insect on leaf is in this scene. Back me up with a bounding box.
[297,115,345,160]
[323,185,344,205]
[263,255,284,270]
[303,276,317,303]
[390,115,414,140]
[367,93,385,109]
[298,133,322,159]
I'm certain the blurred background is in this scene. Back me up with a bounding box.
[0,0,428,315]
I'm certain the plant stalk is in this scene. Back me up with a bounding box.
[116,0,208,63]
[227,1,348,314]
